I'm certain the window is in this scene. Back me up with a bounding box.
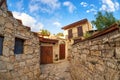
[0,36,4,55]
[77,26,83,37]
[68,29,73,39]
[14,38,24,54]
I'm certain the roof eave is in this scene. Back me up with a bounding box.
[61,19,88,30]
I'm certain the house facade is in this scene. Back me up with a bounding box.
[39,37,58,64]
[62,19,93,41]
[39,36,66,64]
[62,19,93,58]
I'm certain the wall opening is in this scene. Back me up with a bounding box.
[14,38,24,54]
[0,36,4,55]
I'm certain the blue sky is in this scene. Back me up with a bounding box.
[7,0,120,34]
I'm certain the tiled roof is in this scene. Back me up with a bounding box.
[39,37,58,44]
[90,23,119,39]
[62,19,88,30]
[73,23,119,44]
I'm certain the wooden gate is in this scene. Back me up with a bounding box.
[40,46,53,64]
[59,44,65,59]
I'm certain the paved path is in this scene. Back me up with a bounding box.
[40,60,73,80]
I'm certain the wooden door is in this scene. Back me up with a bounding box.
[59,44,65,59]
[40,46,53,64]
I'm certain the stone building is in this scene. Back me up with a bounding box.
[39,37,58,64]
[0,0,40,80]
[69,23,120,80]
[62,19,93,59]
[39,37,66,64]
[62,18,93,43]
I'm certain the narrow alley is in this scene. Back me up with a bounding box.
[40,60,73,80]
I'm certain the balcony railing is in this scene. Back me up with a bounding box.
[65,33,81,39]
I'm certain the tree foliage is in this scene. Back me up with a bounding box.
[56,32,64,37]
[117,20,120,24]
[84,32,92,38]
[40,29,50,36]
[92,11,117,31]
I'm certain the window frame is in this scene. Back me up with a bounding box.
[68,29,73,39]
[77,26,83,37]
[14,38,24,54]
[0,36,4,55]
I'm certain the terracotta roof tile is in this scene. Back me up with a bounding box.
[90,23,119,39]
[62,19,88,30]
[39,37,58,44]
[73,23,119,45]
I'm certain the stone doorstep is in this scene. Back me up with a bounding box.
[53,59,67,64]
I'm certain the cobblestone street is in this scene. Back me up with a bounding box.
[40,60,73,80]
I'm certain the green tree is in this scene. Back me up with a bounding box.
[92,11,117,31]
[84,32,92,38]
[56,32,64,37]
[40,29,50,36]
[117,20,120,24]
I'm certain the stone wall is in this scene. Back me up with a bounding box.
[0,2,40,80]
[69,25,120,80]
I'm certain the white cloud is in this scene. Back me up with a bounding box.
[40,0,61,10]
[86,8,97,14]
[100,4,107,11]
[63,1,76,13]
[80,2,88,7]
[29,4,39,13]
[80,2,97,14]
[16,0,24,11]
[115,2,120,10]
[12,11,44,32]
[53,21,61,27]
[29,0,61,13]
[100,0,120,12]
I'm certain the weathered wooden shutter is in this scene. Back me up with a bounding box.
[0,36,4,55]
[14,38,24,54]
[68,29,73,39]
[78,26,83,37]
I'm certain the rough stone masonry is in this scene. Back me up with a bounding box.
[69,24,120,80]
[0,0,41,80]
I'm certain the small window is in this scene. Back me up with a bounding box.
[77,26,83,37]
[0,36,4,55]
[14,38,24,54]
[68,29,73,39]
